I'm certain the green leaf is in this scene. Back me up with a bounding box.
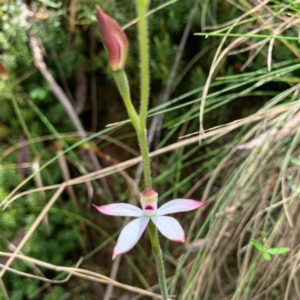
[29,88,48,100]
[267,248,290,255]
[290,157,300,166]
[262,252,272,260]
[38,0,62,8]
[250,239,265,253]
[286,175,298,193]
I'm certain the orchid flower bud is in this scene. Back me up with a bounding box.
[96,6,128,71]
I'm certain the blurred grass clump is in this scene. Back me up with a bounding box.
[1,0,300,299]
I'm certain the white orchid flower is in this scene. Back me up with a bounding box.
[93,188,207,259]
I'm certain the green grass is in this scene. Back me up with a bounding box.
[1,0,300,299]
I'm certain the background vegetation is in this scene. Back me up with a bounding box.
[1,0,300,299]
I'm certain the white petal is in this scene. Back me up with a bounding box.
[151,216,185,242]
[157,199,207,216]
[113,217,149,259]
[93,203,143,217]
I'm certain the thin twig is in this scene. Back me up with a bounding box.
[0,184,65,278]
[0,252,171,299]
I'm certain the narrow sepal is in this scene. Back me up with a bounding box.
[151,216,185,242]
[92,203,143,217]
[113,217,149,259]
[157,199,208,216]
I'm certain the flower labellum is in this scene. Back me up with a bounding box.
[96,6,128,71]
[93,188,207,259]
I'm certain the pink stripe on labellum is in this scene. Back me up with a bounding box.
[145,205,154,210]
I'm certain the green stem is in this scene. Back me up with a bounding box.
[113,70,140,131]
[137,1,150,126]
[148,221,168,300]
[113,69,151,187]
[114,1,167,296]
[135,0,167,297]
[138,130,152,187]
[136,0,152,188]
[11,95,38,156]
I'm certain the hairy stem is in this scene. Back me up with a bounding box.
[115,0,168,297]
[148,221,168,300]
[136,0,152,188]
[113,70,140,131]
[135,0,168,298]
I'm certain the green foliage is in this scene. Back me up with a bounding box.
[1,0,300,299]
[250,239,290,261]
[43,287,64,300]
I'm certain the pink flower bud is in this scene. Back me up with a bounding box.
[96,6,128,71]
